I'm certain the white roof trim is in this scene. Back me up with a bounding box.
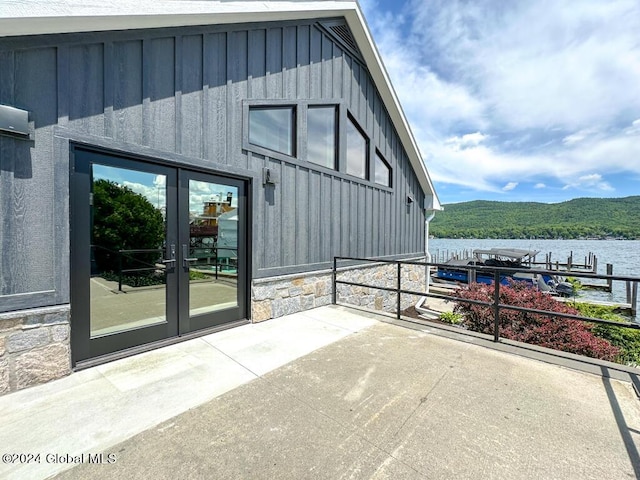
[0,0,441,209]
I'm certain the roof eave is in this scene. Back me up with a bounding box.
[342,8,441,210]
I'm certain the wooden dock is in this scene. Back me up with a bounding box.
[431,248,638,316]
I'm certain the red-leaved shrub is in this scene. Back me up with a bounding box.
[453,282,620,361]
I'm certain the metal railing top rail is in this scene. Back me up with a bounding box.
[117,248,163,254]
[332,256,640,350]
[333,256,640,283]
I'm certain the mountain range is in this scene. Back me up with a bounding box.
[429,196,640,239]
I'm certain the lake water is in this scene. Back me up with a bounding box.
[428,238,640,315]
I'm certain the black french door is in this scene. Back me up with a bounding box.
[70,147,247,365]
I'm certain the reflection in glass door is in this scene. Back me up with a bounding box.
[71,149,179,364]
[179,171,246,333]
[187,181,238,316]
[90,165,169,337]
[71,147,247,365]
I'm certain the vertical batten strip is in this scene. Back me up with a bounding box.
[103,41,114,139]
[175,35,183,155]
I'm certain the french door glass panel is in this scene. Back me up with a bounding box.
[90,164,168,338]
[187,180,239,317]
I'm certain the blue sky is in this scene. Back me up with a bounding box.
[360,0,640,205]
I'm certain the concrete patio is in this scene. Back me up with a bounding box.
[1,305,639,479]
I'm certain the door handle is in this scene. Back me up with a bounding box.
[183,244,198,268]
[162,244,176,267]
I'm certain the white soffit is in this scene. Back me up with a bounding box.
[0,0,441,209]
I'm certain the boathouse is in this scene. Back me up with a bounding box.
[0,0,440,394]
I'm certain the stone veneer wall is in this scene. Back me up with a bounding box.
[252,273,334,322]
[0,305,71,395]
[335,260,427,314]
[251,259,427,322]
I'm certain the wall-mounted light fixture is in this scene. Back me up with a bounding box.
[263,167,278,186]
[407,195,414,205]
[0,104,30,138]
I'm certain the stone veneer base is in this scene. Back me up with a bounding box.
[0,305,71,396]
[251,259,427,322]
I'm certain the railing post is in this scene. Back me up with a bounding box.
[493,270,500,342]
[332,257,337,305]
[626,281,631,304]
[118,250,123,292]
[632,282,638,317]
[397,262,402,319]
[215,247,219,280]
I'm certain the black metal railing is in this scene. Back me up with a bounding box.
[189,246,238,280]
[332,256,640,345]
[92,244,239,290]
[117,248,164,291]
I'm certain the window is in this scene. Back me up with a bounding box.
[345,115,368,179]
[374,151,391,187]
[248,106,295,156]
[307,106,336,169]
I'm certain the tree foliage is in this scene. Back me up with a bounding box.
[453,282,620,361]
[430,196,640,239]
[92,179,165,273]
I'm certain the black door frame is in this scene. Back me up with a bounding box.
[70,144,251,367]
[178,169,248,334]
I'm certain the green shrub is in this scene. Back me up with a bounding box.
[101,271,165,287]
[565,277,583,292]
[438,311,463,325]
[453,282,620,362]
[189,270,210,280]
[571,302,640,367]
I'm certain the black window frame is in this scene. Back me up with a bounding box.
[374,149,392,187]
[246,104,297,158]
[306,104,338,170]
[242,100,393,192]
[344,113,369,181]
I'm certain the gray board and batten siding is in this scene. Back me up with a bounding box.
[0,18,428,314]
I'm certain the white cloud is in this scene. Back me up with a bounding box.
[363,0,640,198]
[624,119,640,135]
[502,182,518,191]
[444,132,488,150]
[405,0,640,131]
[579,174,603,184]
[534,183,546,189]
[562,129,600,146]
[562,173,615,192]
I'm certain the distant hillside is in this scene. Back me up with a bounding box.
[430,196,640,239]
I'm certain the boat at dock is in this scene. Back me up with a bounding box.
[433,248,574,295]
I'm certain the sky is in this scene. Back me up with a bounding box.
[359,0,640,205]
[93,165,238,214]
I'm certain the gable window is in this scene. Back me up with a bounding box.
[345,115,368,179]
[307,106,337,169]
[374,150,391,187]
[248,106,295,156]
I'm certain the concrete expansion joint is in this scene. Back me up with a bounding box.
[393,371,447,439]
